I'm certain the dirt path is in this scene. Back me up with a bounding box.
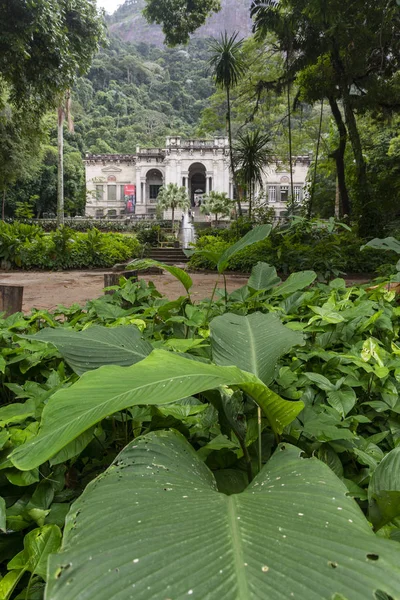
[0,270,250,312]
[0,270,373,313]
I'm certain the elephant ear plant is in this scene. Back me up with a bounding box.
[7,288,400,598]
[361,236,400,282]
[46,432,400,600]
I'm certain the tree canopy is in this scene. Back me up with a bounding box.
[0,0,105,112]
[143,0,221,46]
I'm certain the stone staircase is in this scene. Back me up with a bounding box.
[145,247,189,266]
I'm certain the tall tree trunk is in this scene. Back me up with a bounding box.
[335,177,340,218]
[171,206,175,232]
[57,104,65,228]
[2,188,6,221]
[227,87,242,216]
[248,182,252,220]
[330,47,378,236]
[308,99,324,218]
[328,97,351,217]
[286,53,294,211]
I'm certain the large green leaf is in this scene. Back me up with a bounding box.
[217,224,272,273]
[10,350,303,471]
[247,261,281,291]
[3,525,61,600]
[128,258,193,293]
[361,236,400,254]
[269,270,317,297]
[22,325,152,375]
[210,312,304,385]
[368,446,400,529]
[46,431,400,600]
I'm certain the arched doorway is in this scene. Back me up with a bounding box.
[146,169,164,208]
[188,163,206,207]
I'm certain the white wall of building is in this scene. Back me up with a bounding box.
[84,137,310,220]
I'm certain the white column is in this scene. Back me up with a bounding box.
[141,179,146,206]
[176,162,182,188]
[136,169,141,204]
[183,174,189,191]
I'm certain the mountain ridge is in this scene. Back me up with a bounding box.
[108,0,253,46]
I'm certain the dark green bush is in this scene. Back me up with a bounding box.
[0,223,141,270]
[188,222,396,276]
[4,218,173,234]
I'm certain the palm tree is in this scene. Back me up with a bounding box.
[234,130,272,220]
[157,183,189,232]
[208,32,246,215]
[200,191,232,223]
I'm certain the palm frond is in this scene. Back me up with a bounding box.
[208,31,247,90]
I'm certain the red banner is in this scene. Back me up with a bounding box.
[124,185,136,196]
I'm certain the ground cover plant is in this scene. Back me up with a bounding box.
[0,230,400,597]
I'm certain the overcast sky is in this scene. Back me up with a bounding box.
[97,0,121,14]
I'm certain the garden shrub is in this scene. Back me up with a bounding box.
[188,222,396,276]
[4,218,173,234]
[0,222,141,269]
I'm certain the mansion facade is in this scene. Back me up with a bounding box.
[84,136,311,220]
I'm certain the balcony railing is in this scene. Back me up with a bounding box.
[180,140,215,148]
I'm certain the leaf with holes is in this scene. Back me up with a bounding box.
[46,431,400,600]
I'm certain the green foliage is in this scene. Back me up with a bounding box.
[200,191,232,222]
[189,224,272,274]
[0,0,105,113]
[156,183,189,228]
[47,432,400,600]
[210,311,304,385]
[189,220,396,278]
[128,258,193,295]
[10,350,302,470]
[0,222,141,269]
[234,129,272,218]
[144,0,221,46]
[251,0,400,234]
[14,203,34,220]
[1,251,400,596]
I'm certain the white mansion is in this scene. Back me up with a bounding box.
[84,136,310,220]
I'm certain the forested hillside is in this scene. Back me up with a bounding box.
[74,36,214,153]
[4,33,216,217]
[5,0,400,229]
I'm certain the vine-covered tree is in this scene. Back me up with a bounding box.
[0,0,105,225]
[251,0,400,235]
[0,105,44,219]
